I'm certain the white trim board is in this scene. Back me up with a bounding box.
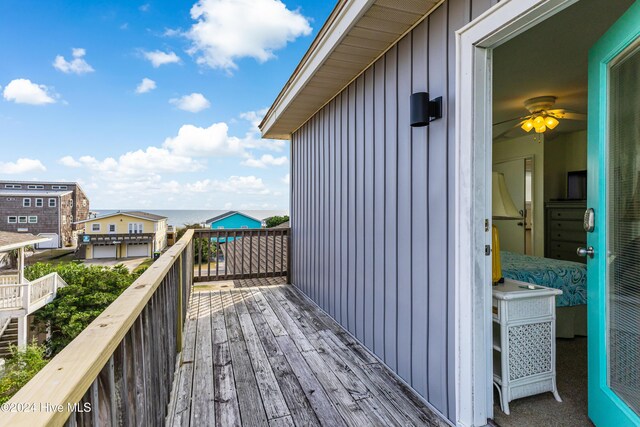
[454,0,578,425]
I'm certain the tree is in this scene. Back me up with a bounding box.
[26,262,144,356]
[176,223,217,263]
[265,215,289,228]
[0,344,48,404]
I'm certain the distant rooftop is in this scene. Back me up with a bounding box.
[75,210,168,224]
[0,190,73,197]
[0,231,50,252]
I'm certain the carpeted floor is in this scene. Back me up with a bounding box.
[493,337,592,427]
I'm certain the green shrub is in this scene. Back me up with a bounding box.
[0,344,48,404]
[265,215,289,228]
[26,262,142,356]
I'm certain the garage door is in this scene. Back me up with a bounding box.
[127,244,149,257]
[35,234,59,249]
[93,245,116,259]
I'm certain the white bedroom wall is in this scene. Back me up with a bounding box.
[544,130,588,200]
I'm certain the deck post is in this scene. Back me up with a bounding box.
[177,253,183,351]
[16,315,27,348]
[18,247,25,284]
[286,229,292,284]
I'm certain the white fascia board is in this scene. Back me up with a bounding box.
[260,0,375,138]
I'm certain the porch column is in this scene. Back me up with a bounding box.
[17,247,24,283]
[16,316,27,348]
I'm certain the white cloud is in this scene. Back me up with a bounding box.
[53,48,95,74]
[186,176,270,194]
[163,122,243,157]
[239,108,286,151]
[143,50,181,67]
[135,77,157,94]
[282,173,290,184]
[3,79,57,105]
[59,156,82,168]
[242,154,287,168]
[139,3,150,12]
[0,158,46,174]
[185,0,312,71]
[169,92,210,112]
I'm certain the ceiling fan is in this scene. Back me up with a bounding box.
[493,96,587,140]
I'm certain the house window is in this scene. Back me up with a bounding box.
[51,185,67,190]
[82,199,87,207]
[23,198,31,207]
[108,224,116,233]
[18,216,27,223]
[7,216,17,224]
[128,223,144,234]
[28,216,37,223]
[35,198,43,207]
[49,198,56,207]
[27,185,44,189]
[5,184,21,189]
[217,226,225,229]
[92,224,101,232]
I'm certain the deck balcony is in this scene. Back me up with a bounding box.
[3,229,444,427]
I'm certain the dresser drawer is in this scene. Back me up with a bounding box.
[548,229,586,243]
[550,220,585,232]
[549,209,584,220]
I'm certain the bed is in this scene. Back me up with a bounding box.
[501,251,588,338]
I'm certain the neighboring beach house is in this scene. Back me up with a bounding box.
[0,232,67,355]
[205,211,264,230]
[75,211,168,259]
[0,181,90,248]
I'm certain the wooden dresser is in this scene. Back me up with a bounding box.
[544,200,587,263]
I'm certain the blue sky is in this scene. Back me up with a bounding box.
[0,0,334,210]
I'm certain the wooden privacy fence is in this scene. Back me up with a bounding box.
[3,230,194,427]
[193,228,290,283]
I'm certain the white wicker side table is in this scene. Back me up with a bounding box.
[492,279,563,415]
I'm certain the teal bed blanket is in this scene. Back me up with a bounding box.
[501,251,587,307]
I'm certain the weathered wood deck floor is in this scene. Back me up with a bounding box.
[167,284,447,426]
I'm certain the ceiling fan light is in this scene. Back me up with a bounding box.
[533,115,545,127]
[534,124,547,133]
[545,116,559,129]
[521,120,534,132]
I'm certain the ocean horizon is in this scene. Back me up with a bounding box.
[92,209,289,228]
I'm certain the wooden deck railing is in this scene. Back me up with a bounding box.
[193,228,290,282]
[3,230,194,427]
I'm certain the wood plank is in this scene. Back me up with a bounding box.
[251,289,289,337]
[301,350,373,425]
[231,290,290,421]
[274,335,346,427]
[190,292,215,426]
[261,289,314,353]
[268,415,295,427]
[267,353,322,427]
[170,292,199,426]
[210,291,242,427]
[241,289,284,358]
[222,290,269,426]
[270,287,369,401]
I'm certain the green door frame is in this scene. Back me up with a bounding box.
[587,2,640,425]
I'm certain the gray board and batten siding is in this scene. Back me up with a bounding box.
[289,0,497,422]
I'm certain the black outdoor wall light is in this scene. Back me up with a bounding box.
[410,92,443,127]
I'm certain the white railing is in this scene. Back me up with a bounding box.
[0,275,22,285]
[0,273,66,314]
[29,273,65,305]
[0,285,24,310]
